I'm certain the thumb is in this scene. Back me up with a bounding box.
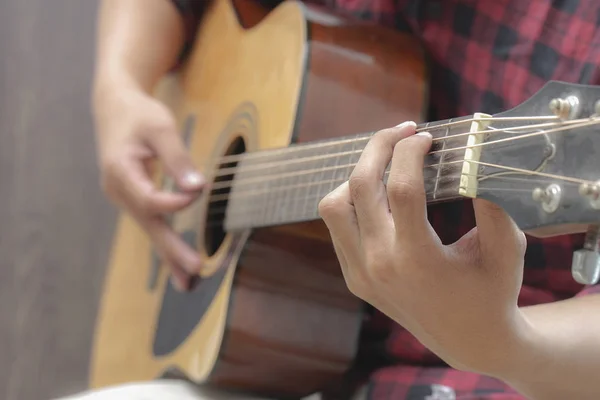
[472,198,526,262]
[148,128,205,193]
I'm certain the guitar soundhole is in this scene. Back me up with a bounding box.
[204,135,246,256]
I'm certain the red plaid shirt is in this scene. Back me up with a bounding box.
[171,1,600,398]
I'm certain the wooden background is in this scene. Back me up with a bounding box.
[0,1,117,399]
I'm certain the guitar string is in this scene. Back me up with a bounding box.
[206,115,563,164]
[196,117,600,195]
[202,171,579,219]
[201,157,594,221]
[206,117,593,191]
[207,157,570,203]
[204,117,591,178]
[429,118,599,156]
[161,115,600,227]
[200,186,561,230]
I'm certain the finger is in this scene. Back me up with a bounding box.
[169,263,193,292]
[387,130,433,242]
[134,210,198,292]
[146,126,205,193]
[318,181,361,259]
[123,157,197,215]
[149,235,195,292]
[349,121,417,239]
[143,215,203,275]
[160,249,200,293]
[472,198,526,263]
[169,265,201,292]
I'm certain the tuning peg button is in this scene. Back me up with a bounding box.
[572,225,600,285]
[549,95,580,119]
[578,181,600,210]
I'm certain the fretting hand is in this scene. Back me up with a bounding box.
[318,121,534,376]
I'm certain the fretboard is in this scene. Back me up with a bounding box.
[223,116,473,231]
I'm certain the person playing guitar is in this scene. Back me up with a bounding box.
[78,0,600,399]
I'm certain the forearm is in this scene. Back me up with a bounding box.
[92,0,187,100]
[499,294,600,399]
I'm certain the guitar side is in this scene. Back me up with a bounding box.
[89,0,428,398]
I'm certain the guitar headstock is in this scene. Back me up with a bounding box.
[463,81,600,234]
[465,81,600,285]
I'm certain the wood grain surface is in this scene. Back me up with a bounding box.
[0,1,115,399]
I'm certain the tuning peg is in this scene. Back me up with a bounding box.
[549,95,580,119]
[579,181,600,209]
[572,224,600,285]
[532,183,562,213]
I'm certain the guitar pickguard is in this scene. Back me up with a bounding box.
[152,230,244,357]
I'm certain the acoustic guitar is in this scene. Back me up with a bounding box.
[89,0,600,398]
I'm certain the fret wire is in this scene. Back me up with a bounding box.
[268,163,275,226]
[278,153,289,225]
[262,159,270,226]
[274,159,282,224]
[329,140,343,214]
[310,143,323,220]
[291,155,297,222]
[329,141,341,193]
[433,119,450,199]
[312,142,329,219]
[349,136,358,189]
[300,146,312,221]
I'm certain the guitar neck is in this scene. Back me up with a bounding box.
[223,115,474,231]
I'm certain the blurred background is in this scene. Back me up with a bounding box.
[0,1,116,399]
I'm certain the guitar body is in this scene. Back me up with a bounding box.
[90,0,428,398]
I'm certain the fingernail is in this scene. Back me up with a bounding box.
[183,171,204,187]
[416,131,432,138]
[395,121,417,128]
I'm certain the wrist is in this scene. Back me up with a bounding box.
[464,310,546,380]
[92,67,151,114]
[485,310,554,394]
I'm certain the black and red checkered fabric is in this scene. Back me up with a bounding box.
[170,1,600,398]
